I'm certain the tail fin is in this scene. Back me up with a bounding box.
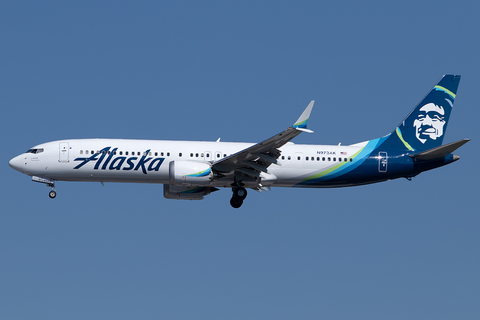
[395,75,461,152]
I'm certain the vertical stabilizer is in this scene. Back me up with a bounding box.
[395,75,460,152]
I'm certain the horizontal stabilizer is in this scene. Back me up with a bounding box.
[410,139,470,161]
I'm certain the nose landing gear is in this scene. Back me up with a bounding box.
[46,181,56,199]
[32,176,56,199]
[230,187,247,208]
[49,189,57,199]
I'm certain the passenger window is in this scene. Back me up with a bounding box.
[281,156,285,160]
[333,157,336,161]
[167,152,170,156]
[190,153,194,157]
[224,154,227,157]
[306,156,309,160]
[196,153,199,157]
[328,157,331,161]
[179,153,182,157]
[217,153,220,158]
[297,156,301,160]
[350,158,353,162]
[155,152,158,156]
[344,158,347,162]
[288,156,291,160]
[80,150,83,154]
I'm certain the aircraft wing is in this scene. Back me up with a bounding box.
[212,101,314,179]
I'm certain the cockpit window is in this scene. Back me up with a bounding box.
[26,148,44,154]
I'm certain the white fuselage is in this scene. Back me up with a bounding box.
[8,76,466,207]
[10,139,363,188]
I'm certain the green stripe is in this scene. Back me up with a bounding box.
[396,127,414,151]
[434,85,456,99]
[302,146,365,182]
[293,118,309,127]
[186,168,210,177]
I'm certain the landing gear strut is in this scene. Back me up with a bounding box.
[47,181,56,199]
[32,176,57,199]
[230,187,247,208]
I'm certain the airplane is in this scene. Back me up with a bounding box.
[9,75,469,208]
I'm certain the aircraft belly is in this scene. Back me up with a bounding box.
[46,164,169,183]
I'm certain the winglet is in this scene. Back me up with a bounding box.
[293,100,314,129]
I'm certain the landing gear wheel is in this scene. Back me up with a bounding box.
[233,187,247,200]
[49,190,57,199]
[230,196,243,208]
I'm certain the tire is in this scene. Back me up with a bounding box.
[230,196,243,208]
[49,190,57,199]
[233,187,247,200]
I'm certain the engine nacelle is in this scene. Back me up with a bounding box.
[169,160,213,187]
[163,184,218,200]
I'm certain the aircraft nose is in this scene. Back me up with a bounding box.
[9,154,24,172]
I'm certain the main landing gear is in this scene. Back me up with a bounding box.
[230,187,247,208]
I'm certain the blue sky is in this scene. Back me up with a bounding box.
[1,1,479,319]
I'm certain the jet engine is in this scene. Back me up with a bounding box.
[163,184,218,200]
[169,161,214,186]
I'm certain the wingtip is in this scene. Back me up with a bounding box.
[293,101,315,129]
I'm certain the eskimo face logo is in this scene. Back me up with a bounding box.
[413,103,446,144]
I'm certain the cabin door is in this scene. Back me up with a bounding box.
[59,142,69,163]
[378,152,387,172]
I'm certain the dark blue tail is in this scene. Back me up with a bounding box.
[395,75,461,152]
